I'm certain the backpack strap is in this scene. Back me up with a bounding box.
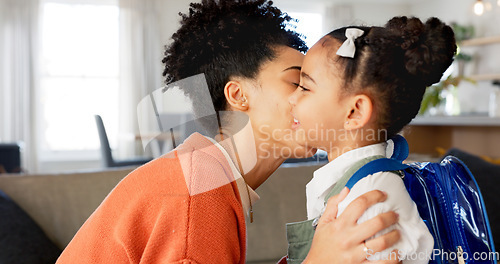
[390,134,409,162]
[324,155,386,202]
[345,158,410,190]
[323,135,411,201]
[344,135,411,191]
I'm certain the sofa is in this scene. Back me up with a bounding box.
[0,163,322,264]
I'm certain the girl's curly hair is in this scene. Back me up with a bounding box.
[162,0,308,112]
[326,16,456,138]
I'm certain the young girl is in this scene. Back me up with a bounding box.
[287,16,456,263]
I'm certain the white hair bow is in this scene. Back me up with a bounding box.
[336,28,364,58]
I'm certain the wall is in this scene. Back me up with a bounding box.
[410,0,500,36]
[409,0,500,114]
[275,0,411,37]
[158,0,191,46]
[348,3,411,26]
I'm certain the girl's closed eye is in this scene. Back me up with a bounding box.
[299,85,310,92]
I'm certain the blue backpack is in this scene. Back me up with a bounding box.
[346,135,497,264]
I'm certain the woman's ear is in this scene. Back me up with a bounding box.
[224,80,249,111]
[344,94,373,130]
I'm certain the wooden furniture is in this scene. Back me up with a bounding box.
[404,116,500,160]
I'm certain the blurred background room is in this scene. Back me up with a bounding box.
[1,0,500,173]
[1,1,499,263]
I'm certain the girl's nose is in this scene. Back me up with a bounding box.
[288,88,298,106]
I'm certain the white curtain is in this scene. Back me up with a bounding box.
[118,0,164,158]
[0,0,40,172]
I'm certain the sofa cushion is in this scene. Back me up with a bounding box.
[0,189,61,263]
[0,167,135,249]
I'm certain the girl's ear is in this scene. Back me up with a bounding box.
[344,94,373,130]
[224,80,249,111]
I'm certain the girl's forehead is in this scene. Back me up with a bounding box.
[305,36,341,59]
[302,41,347,85]
[320,35,339,47]
[303,41,336,70]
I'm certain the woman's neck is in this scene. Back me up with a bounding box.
[215,132,285,190]
[243,154,285,190]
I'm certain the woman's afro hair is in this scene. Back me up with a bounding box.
[162,0,308,112]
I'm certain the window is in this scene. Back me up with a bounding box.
[287,12,323,48]
[39,0,119,160]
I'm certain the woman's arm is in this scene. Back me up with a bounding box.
[303,188,401,264]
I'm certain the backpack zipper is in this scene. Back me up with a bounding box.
[457,246,465,264]
[436,163,467,256]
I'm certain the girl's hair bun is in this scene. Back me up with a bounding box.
[385,16,457,87]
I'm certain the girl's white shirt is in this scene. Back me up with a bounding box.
[306,142,434,264]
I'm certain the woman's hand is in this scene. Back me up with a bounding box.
[303,188,401,264]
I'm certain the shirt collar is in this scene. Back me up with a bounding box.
[306,142,388,201]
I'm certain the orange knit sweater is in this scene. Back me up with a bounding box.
[57,133,246,264]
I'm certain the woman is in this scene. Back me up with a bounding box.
[57,1,400,263]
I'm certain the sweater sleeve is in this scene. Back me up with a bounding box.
[57,146,246,264]
[180,149,247,263]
